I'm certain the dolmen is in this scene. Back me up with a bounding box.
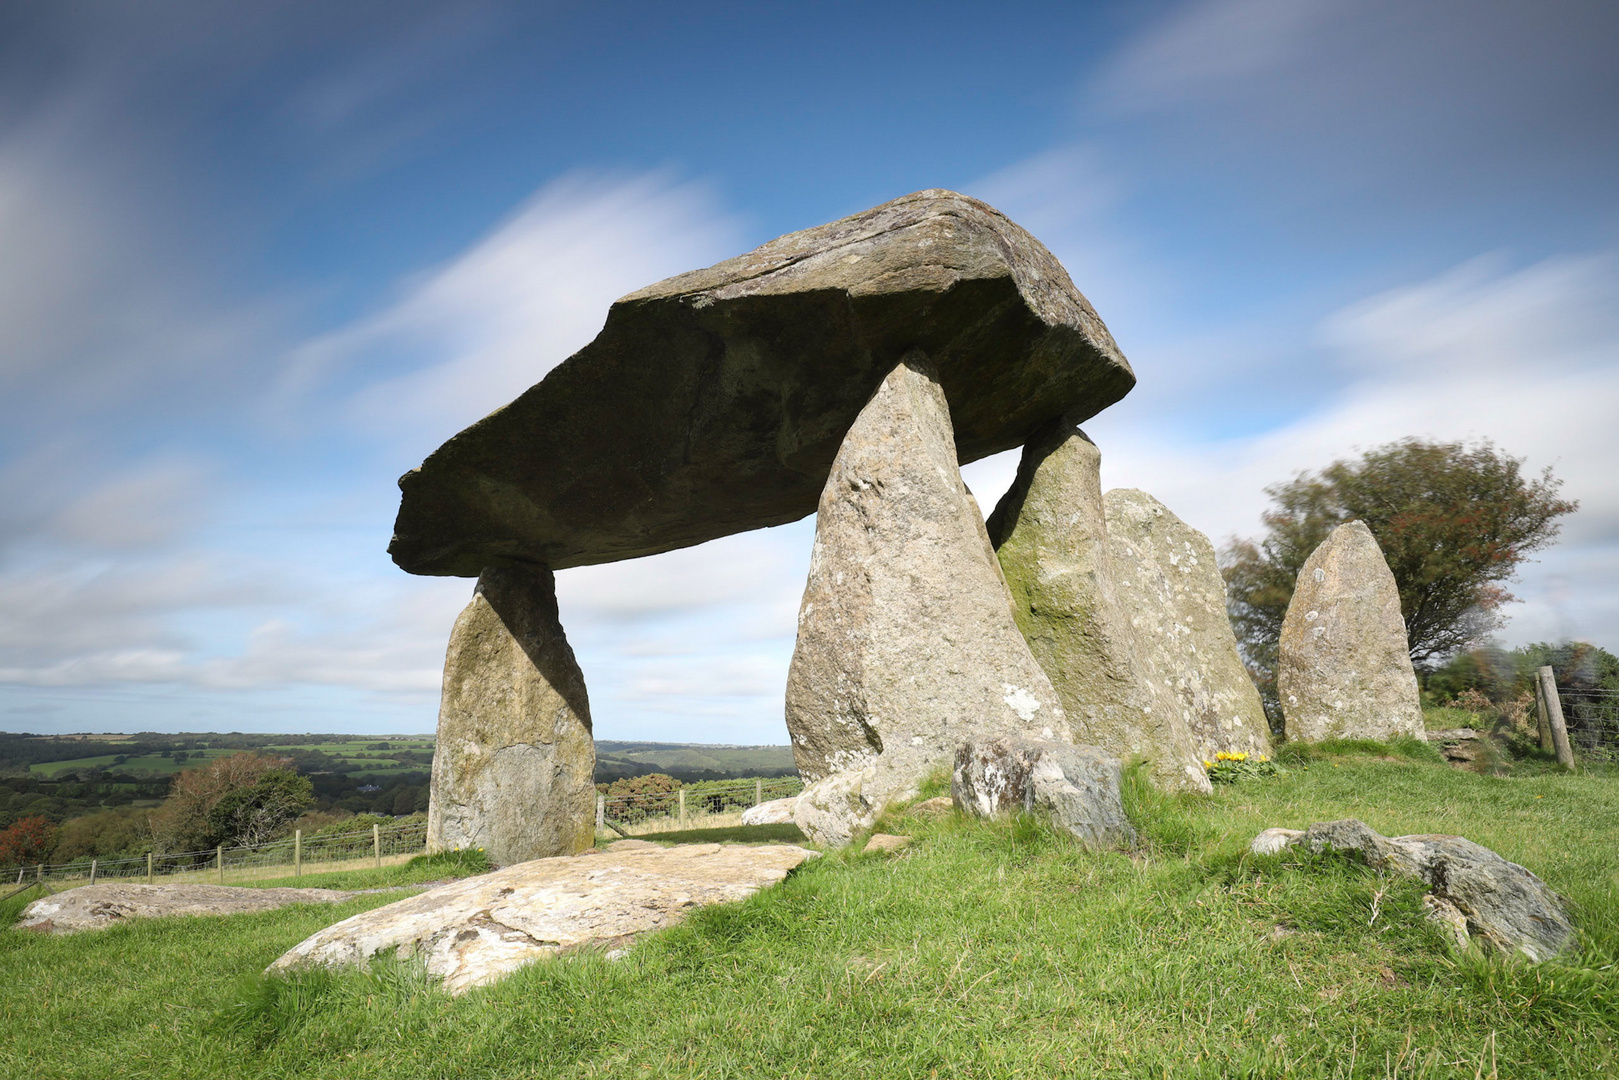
[391,189,1270,853]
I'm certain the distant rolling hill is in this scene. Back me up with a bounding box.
[592,741,797,783]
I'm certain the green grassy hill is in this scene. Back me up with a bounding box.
[1,743,1614,1078]
[592,740,797,782]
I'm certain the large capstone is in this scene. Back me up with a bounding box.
[987,423,1211,794]
[389,190,1135,577]
[785,355,1070,846]
[1103,489,1272,762]
[1277,521,1424,742]
[427,564,596,864]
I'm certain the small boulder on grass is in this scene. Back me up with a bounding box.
[1250,818,1574,962]
[951,735,1135,847]
[905,796,955,819]
[863,833,911,854]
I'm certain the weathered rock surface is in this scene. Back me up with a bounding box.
[952,735,1136,847]
[740,797,799,826]
[427,564,595,866]
[785,357,1070,845]
[390,190,1135,577]
[987,424,1210,794]
[19,883,353,934]
[1103,489,1272,762]
[1249,819,1574,962]
[906,796,956,819]
[1278,522,1424,742]
[271,841,816,993]
[863,833,911,854]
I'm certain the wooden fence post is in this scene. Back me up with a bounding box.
[146,851,153,885]
[295,829,303,877]
[755,778,762,807]
[89,859,97,886]
[216,845,224,884]
[373,823,381,869]
[1539,665,1576,768]
[678,788,687,828]
[596,794,606,831]
[1534,675,1554,752]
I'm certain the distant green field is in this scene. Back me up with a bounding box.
[29,749,237,777]
[594,740,796,781]
[27,740,435,778]
[21,737,795,784]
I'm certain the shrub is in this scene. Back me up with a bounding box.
[0,815,58,865]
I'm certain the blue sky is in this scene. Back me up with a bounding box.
[2,0,1616,739]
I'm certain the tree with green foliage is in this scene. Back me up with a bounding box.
[152,752,312,852]
[1223,439,1576,695]
[205,768,314,848]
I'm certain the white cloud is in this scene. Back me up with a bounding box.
[1092,0,1334,112]
[284,171,741,460]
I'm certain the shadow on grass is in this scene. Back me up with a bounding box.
[613,823,807,845]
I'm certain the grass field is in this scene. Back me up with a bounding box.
[1,745,1614,1078]
[28,739,436,778]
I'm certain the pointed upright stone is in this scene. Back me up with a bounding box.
[427,564,596,865]
[1103,489,1272,762]
[785,354,1069,845]
[1278,520,1424,742]
[987,425,1211,794]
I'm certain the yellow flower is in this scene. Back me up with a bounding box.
[1203,761,1214,768]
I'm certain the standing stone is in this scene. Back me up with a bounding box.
[1277,521,1424,742]
[1103,489,1272,761]
[428,564,596,865]
[785,353,1069,846]
[987,424,1210,794]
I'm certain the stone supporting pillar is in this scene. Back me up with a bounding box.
[987,422,1211,794]
[1103,488,1273,763]
[427,563,595,865]
[785,353,1069,845]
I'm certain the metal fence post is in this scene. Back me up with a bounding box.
[217,845,224,884]
[373,823,381,869]
[294,829,303,877]
[1539,665,1576,768]
[678,788,687,828]
[146,851,153,885]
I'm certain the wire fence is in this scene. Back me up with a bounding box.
[600,776,802,832]
[3,819,429,890]
[1559,688,1619,763]
[3,774,806,887]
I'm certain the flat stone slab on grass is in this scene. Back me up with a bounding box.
[270,841,817,994]
[389,189,1134,576]
[18,883,355,934]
